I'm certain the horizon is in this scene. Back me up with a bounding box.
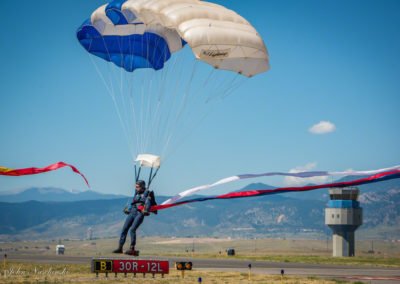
[1,173,395,199]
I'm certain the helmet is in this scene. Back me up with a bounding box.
[136,180,146,189]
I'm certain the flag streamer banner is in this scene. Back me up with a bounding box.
[162,165,400,204]
[146,170,400,212]
[0,162,89,187]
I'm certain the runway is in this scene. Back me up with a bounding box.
[6,254,400,283]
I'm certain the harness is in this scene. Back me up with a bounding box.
[131,189,158,214]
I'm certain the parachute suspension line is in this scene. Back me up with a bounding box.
[115,38,134,157]
[217,44,253,98]
[151,35,181,156]
[145,33,158,154]
[154,40,185,156]
[144,73,164,155]
[139,33,154,154]
[129,79,141,159]
[152,42,175,154]
[152,48,183,157]
[107,66,135,160]
[107,43,137,160]
[144,34,166,154]
[131,37,144,155]
[128,80,140,160]
[158,44,171,99]
[210,70,236,100]
[98,35,126,142]
[156,42,239,161]
[171,65,217,141]
[126,36,142,160]
[160,50,187,152]
[143,70,153,154]
[163,105,212,161]
[142,33,160,155]
[163,69,248,161]
[146,48,182,157]
[223,75,248,100]
[162,66,220,161]
[217,73,244,100]
[141,34,150,153]
[203,68,216,97]
[161,59,199,157]
[162,60,218,160]
[87,41,135,160]
[139,71,145,154]
[163,47,235,157]
[87,39,113,94]
[88,53,113,95]
[148,61,168,154]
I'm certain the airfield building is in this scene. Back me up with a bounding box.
[325,187,362,257]
[56,244,65,255]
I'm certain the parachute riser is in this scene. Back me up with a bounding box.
[147,168,153,188]
[148,168,159,188]
[135,165,142,182]
[134,166,158,189]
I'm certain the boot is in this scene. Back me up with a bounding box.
[112,245,123,253]
[125,246,139,256]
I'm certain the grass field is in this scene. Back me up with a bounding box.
[1,261,361,283]
[1,237,399,267]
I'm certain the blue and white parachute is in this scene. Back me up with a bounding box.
[77,0,269,165]
[77,0,269,76]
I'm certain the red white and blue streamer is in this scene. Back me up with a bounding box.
[145,169,400,212]
[162,165,400,205]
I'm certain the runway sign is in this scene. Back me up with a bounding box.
[92,258,169,276]
[92,259,113,272]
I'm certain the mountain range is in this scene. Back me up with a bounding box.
[0,176,399,241]
[0,187,126,202]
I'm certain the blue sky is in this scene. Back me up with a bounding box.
[1,0,399,197]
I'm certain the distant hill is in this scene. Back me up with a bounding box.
[0,187,127,202]
[2,174,396,203]
[0,178,399,241]
[278,175,400,201]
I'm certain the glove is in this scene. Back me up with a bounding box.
[123,207,129,215]
[143,211,150,216]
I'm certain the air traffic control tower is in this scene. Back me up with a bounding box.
[325,187,362,257]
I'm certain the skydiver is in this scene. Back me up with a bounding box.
[113,180,153,255]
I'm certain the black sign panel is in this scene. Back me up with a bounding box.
[93,260,113,272]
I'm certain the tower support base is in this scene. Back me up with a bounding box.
[332,230,355,257]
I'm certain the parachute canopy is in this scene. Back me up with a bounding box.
[77,0,269,77]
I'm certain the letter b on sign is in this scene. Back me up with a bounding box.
[94,260,112,272]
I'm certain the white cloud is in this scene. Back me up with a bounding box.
[308,121,336,134]
[283,162,329,186]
